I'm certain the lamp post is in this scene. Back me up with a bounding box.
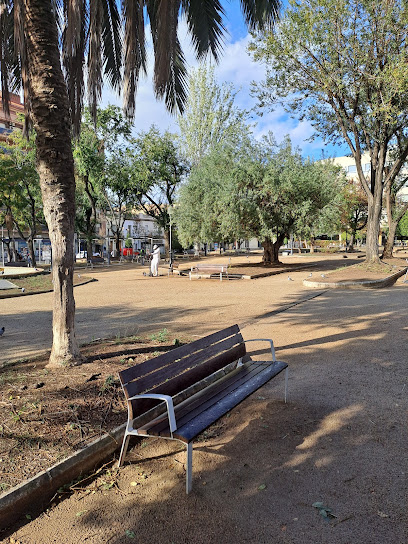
[169,209,173,271]
[1,225,4,267]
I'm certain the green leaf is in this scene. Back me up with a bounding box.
[76,510,87,517]
[125,530,136,539]
[258,484,267,491]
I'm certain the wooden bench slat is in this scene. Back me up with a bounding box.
[126,333,244,396]
[138,361,269,436]
[175,361,287,442]
[119,324,240,385]
[125,343,246,420]
[139,361,287,442]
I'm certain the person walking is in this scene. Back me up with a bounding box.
[150,245,161,277]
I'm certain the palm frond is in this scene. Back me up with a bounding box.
[87,0,102,125]
[149,0,187,114]
[62,0,86,136]
[0,0,12,117]
[239,0,281,31]
[181,0,226,61]
[122,0,146,119]
[13,0,31,134]
[101,0,122,90]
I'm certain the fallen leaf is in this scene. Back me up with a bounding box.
[258,484,267,491]
[378,511,389,518]
[76,510,87,517]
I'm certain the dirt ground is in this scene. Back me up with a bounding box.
[1,253,407,543]
[0,335,187,490]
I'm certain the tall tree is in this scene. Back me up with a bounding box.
[0,130,44,266]
[74,105,132,259]
[338,183,368,252]
[129,126,188,254]
[100,149,135,254]
[0,0,281,366]
[382,170,408,258]
[250,0,408,264]
[176,135,341,262]
[177,64,252,166]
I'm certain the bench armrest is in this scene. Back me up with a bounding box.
[244,338,276,362]
[127,394,177,432]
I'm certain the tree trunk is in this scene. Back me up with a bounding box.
[28,237,36,267]
[24,0,82,366]
[163,228,170,257]
[365,198,382,264]
[262,235,284,264]
[86,239,93,262]
[11,237,17,261]
[348,233,355,252]
[382,222,397,259]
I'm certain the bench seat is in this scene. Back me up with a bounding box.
[189,263,229,281]
[137,360,287,443]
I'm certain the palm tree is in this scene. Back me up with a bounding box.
[0,0,281,367]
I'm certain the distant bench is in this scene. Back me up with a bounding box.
[87,256,105,268]
[118,324,288,493]
[189,263,229,281]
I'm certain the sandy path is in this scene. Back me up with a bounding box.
[0,254,353,364]
[1,254,407,544]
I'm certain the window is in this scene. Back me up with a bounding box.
[347,165,357,173]
[363,163,370,172]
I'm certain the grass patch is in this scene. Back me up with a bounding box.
[0,273,93,296]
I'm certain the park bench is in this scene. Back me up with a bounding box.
[87,256,105,268]
[118,324,288,493]
[189,263,229,281]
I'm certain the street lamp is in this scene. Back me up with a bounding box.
[1,225,4,267]
[169,209,173,271]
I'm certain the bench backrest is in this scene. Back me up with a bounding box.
[119,324,246,421]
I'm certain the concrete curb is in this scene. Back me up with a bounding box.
[241,263,314,280]
[303,267,407,289]
[0,277,96,299]
[180,264,316,280]
[0,423,125,530]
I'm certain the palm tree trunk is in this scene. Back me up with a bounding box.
[24,0,82,366]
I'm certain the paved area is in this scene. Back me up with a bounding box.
[0,254,362,365]
[2,254,407,544]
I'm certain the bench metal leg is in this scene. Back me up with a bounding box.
[284,367,289,403]
[186,442,193,494]
[118,433,131,467]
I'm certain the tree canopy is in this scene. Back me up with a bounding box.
[0,130,43,265]
[250,0,408,263]
[177,64,253,166]
[128,126,188,253]
[175,134,342,262]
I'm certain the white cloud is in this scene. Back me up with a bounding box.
[99,24,342,158]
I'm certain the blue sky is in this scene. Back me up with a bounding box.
[102,2,349,160]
